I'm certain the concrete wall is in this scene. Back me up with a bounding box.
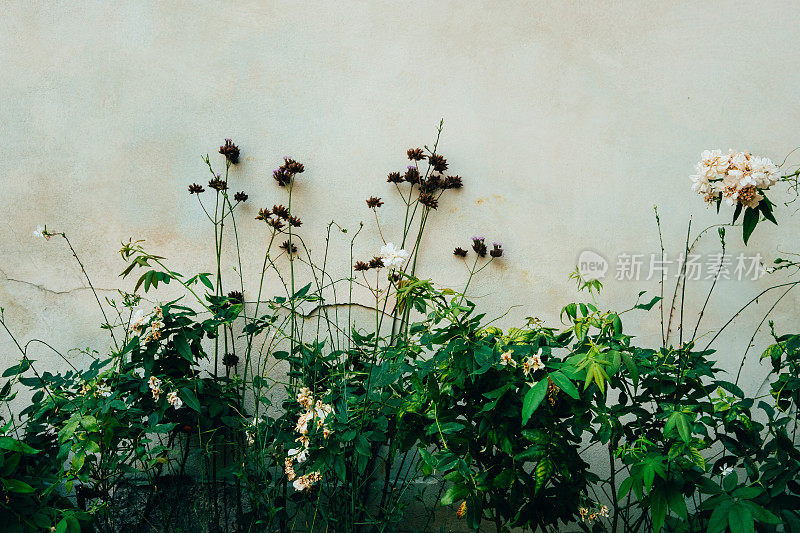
[2,0,800,479]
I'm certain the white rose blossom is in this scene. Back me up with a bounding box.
[379,242,409,269]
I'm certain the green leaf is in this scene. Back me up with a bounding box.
[728,504,754,533]
[733,486,763,499]
[651,489,667,533]
[0,436,39,454]
[723,470,738,492]
[742,501,781,525]
[687,447,705,471]
[180,387,201,412]
[676,413,691,442]
[548,371,578,399]
[440,483,469,506]
[2,359,31,377]
[732,202,743,223]
[643,463,655,491]
[759,197,777,224]
[3,478,35,493]
[611,314,623,335]
[175,335,193,362]
[199,273,214,290]
[622,353,639,388]
[667,488,688,519]
[534,457,553,494]
[708,500,733,533]
[617,476,634,501]
[521,380,549,424]
[742,207,759,245]
[80,415,99,433]
[55,519,68,533]
[354,434,371,457]
[635,296,662,311]
[292,283,312,299]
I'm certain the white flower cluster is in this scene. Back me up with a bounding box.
[379,242,409,270]
[690,150,779,208]
[148,376,163,400]
[148,376,183,409]
[284,387,334,491]
[499,350,545,377]
[522,353,545,377]
[130,307,165,343]
[579,504,610,524]
[95,382,113,398]
[167,390,183,409]
[79,380,112,398]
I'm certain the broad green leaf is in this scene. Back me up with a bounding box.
[708,500,733,533]
[522,380,548,424]
[175,335,193,362]
[548,371,578,399]
[3,478,35,493]
[0,436,39,454]
[440,483,469,506]
[729,504,754,533]
[180,387,201,412]
[651,489,667,533]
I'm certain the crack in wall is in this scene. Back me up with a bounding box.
[0,268,117,296]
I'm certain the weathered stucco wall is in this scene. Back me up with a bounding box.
[2,0,800,426]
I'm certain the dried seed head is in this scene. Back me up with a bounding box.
[282,158,305,175]
[387,171,403,184]
[255,208,271,221]
[354,261,370,272]
[188,183,205,194]
[428,154,448,172]
[288,216,302,227]
[272,205,290,219]
[208,178,228,191]
[453,247,468,257]
[280,240,298,254]
[442,175,463,189]
[227,290,244,304]
[366,196,383,208]
[267,218,285,231]
[368,256,385,269]
[419,175,441,193]
[407,148,426,161]
[419,192,438,209]
[273,168,292,187]
[404,166,421,184]
[219,139,240,164]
